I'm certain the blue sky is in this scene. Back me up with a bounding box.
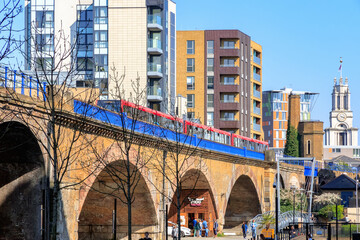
[7,0,360,130]
[177,0,360,129]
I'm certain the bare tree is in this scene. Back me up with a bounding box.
[79,66,160,240]
[0,12,101,239]
[148,110,207,240]
[0,0,22,62]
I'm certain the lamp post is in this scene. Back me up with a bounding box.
[291,185,296,225]
[299,188,305,223]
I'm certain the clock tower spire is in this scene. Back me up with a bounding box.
[324,58,358,146]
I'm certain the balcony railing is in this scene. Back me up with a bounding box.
[220,64,236,67]
[253,106,261,115]
[220,100,238,103]
[220,46,237,49]
[148,63,162,73]
[148,15,162,25]
[220,81,237,85]
[253,56,261,65]
[148,85,162,96]
[148,39,162,49]
[253,89,261,98]
[253,73,261,81]
[253,123,261,132]
[220,117,236,121]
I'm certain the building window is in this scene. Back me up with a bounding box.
[222,94,235,103]
[332,148,341,153]
[207,94,214,108]
[268,130,271,137]
[307,140,311,155]
[187,58,195,72]
[276,112,279,119]
[353,149,360,157]
[275,130,279,139]
[207,40,214,54]
[207,76,214,89]
[222,58,235,67]
[276,140,279,148]
[187,94,195,108]
[187,76,195,90]
[207,58,214,72]
[36,11,54,28]
[187,40,195,54]
[282,112,286,120]
[187,112,195,119]
[207,112,214,126]
[223,41,235,49]
[221,112,235,121]
[223,76,235,85]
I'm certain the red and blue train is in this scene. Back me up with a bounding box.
[96,100,269,153]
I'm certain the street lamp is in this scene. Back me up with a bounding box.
[291,185,297,225]
[298,188,306,223]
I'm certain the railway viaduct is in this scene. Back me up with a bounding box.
[0,88,305,240]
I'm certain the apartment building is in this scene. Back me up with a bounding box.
[176,30,263,138]
[262,88,318,153]
[24,0,176,113]
[250,41,263,140]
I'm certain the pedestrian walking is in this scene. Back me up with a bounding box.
[199,219,203,237]
[213,219,218,238]
[203,219,208,237]
[250,220,257,240]
[172,225,179,240]
[242,221,248,239]
[193,218,198,237]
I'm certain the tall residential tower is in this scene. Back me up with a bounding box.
[176,30,263,139]
[25,0,176,113]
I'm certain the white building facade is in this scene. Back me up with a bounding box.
[24,0,176,113]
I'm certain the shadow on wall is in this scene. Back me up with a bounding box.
[0,121,45,239]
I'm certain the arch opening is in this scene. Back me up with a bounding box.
[78,160,157,240]
[0,121,44,239]
[168,169,217,236]
[224,175,261,230]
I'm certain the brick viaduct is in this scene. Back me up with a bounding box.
[0,90,305,240]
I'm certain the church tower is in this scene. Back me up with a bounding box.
[324,59,358,146]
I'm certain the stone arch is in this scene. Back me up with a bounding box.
[78,159,158,240]
[224,174,262,230]
[0,121,45,239]
[168,168,218,235]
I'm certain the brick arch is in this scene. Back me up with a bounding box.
[168,162,219,233]
[0,121,45,240]
[77,143,158,239]
[223,166,262,230]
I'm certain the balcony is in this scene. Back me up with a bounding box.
[220,101,240,110]
[253,106,261,115]
[219,83,240,92]
[148,15,163,31]
[253,56,261,65]
[219,48,240,56]
[253,89,261,98]
[148,39,163,55]
[253,123,261,132]
[147,63,163,78]
[147,85,163,102]
[253,73,261,81]
[220,119,240,129]
[219,66,239,75]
